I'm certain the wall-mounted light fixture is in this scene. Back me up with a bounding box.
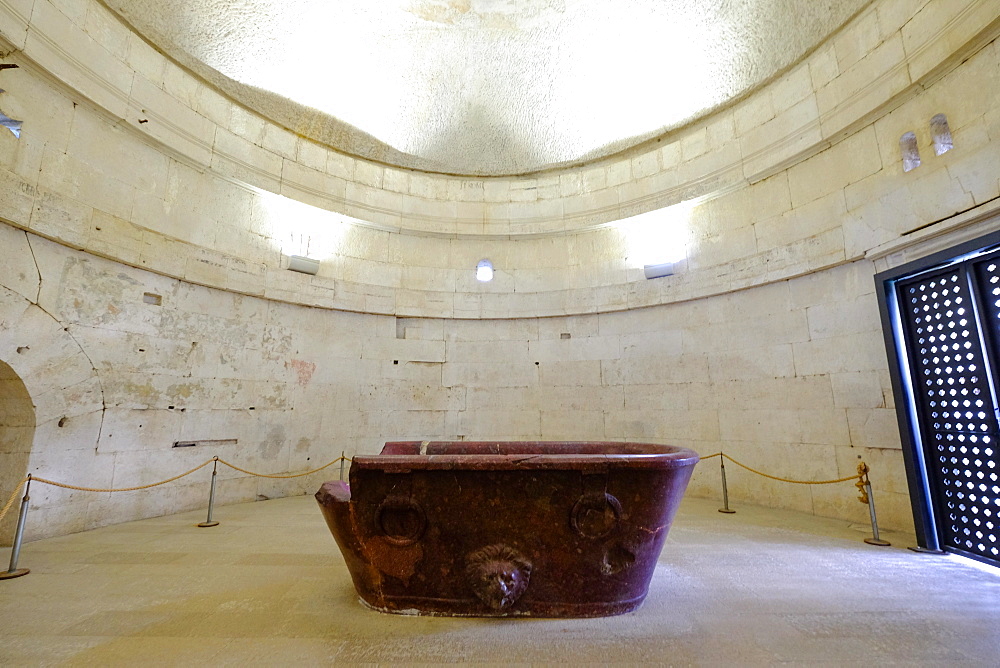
[288,255,320,275]
[643,262,674,279]
[476,259,494,282]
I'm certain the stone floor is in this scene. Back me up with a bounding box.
[0,494,998,666]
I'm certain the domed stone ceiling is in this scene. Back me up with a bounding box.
[107,0,869,176]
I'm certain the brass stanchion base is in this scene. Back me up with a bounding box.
[864,538,891,546]
[0,568,29,580]
[197,521,219,528]
[718,508,736,514]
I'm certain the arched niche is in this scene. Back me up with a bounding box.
[0,359,34,546]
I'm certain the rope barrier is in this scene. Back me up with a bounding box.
[30,459,216,494]
[0,477,28,525]
[216,456,349,479]
[701,452,860,485]
[0,455,353,522]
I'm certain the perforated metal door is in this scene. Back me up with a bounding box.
[897,260,1000,565]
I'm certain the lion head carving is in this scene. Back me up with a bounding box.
[465,544,532,611]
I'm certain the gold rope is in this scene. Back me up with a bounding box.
[703,452,861,485]
[0,477,28,524]
[0,456,353,518]
[216,456,349,479]
[31,459,216,493]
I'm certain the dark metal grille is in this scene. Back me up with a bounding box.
[898,265,1000,563]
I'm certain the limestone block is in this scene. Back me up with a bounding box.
[454,409,541,439]
[676,140,744,191]
[449,318,539,342]
[225,256,267,297]
[85,211,144,263]
[529,334,620,363]
[538,359,602,387]
[393,286,454,318]
[806,295,881,340]
[464,386,535,410]
[711,376,836,411]
[362,336,445,364]
[831,371,887,409]
[602,354,709,386]
[606,409,719,442]
[799,408,852,445]
[904,163,975,227]
[793,333,889,376]
[509,180,538,203]
[445,339,527,364]
[847,407,902,448]
[756,190,847,253]
[212,128,282,192]
[24,0,132,118]
[631,151,660,180]
[771,63,815,116]
[30,375,103,427]
[680,127,708,161]
[734,89,776,137]
[816,33,909,138]
[97,407,182,453]
[832,7,881,72]
[353,160,383,189]
[0,0,33,49]
[622,382,692,411]
[23,448,115,527]
[741,95,823,180]
[619,329,683,358]
[262,124,297,160]
[193,85,232,128]
[6,70,76,156]
[902,0,1000,83]
[688,225,756,269]
[947,142,1000,206]
[0,224,39,301]
[707,344,796,382]
[280,161,347,207]
[876,0,919,38]
[442,361,538,388]
[86,5,145,65]
[538,384,624,412]
[539,410,606,439]
[788,259,876,310]
[358,381,465,411]
[125,32,165,84]
[788,127,882,208]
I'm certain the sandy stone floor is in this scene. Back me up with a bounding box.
[1,494,997,665]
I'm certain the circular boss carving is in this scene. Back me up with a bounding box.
[570,492,622,538]
[375,497,426,546]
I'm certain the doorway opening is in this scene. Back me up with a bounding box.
[877,231,1000,568]
[0,359,34,546]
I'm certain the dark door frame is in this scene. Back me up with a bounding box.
[876,228,1000,554]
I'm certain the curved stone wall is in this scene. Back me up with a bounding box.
[0,0,998,538]
[0,0,995,319]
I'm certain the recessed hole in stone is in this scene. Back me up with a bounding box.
[143,292,162,306]
[560,332,571,339]
[931,113,953,156]
[900,131,920,172]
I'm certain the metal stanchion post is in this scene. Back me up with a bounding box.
[339,451,345,482]
[863,478,890,546]
[1,476,31,580]
[197,458,220,528]
[718,457,736,514]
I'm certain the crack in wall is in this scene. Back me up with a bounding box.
[24,234,108,452]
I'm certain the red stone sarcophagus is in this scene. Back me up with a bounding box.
[316,441,698,617]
